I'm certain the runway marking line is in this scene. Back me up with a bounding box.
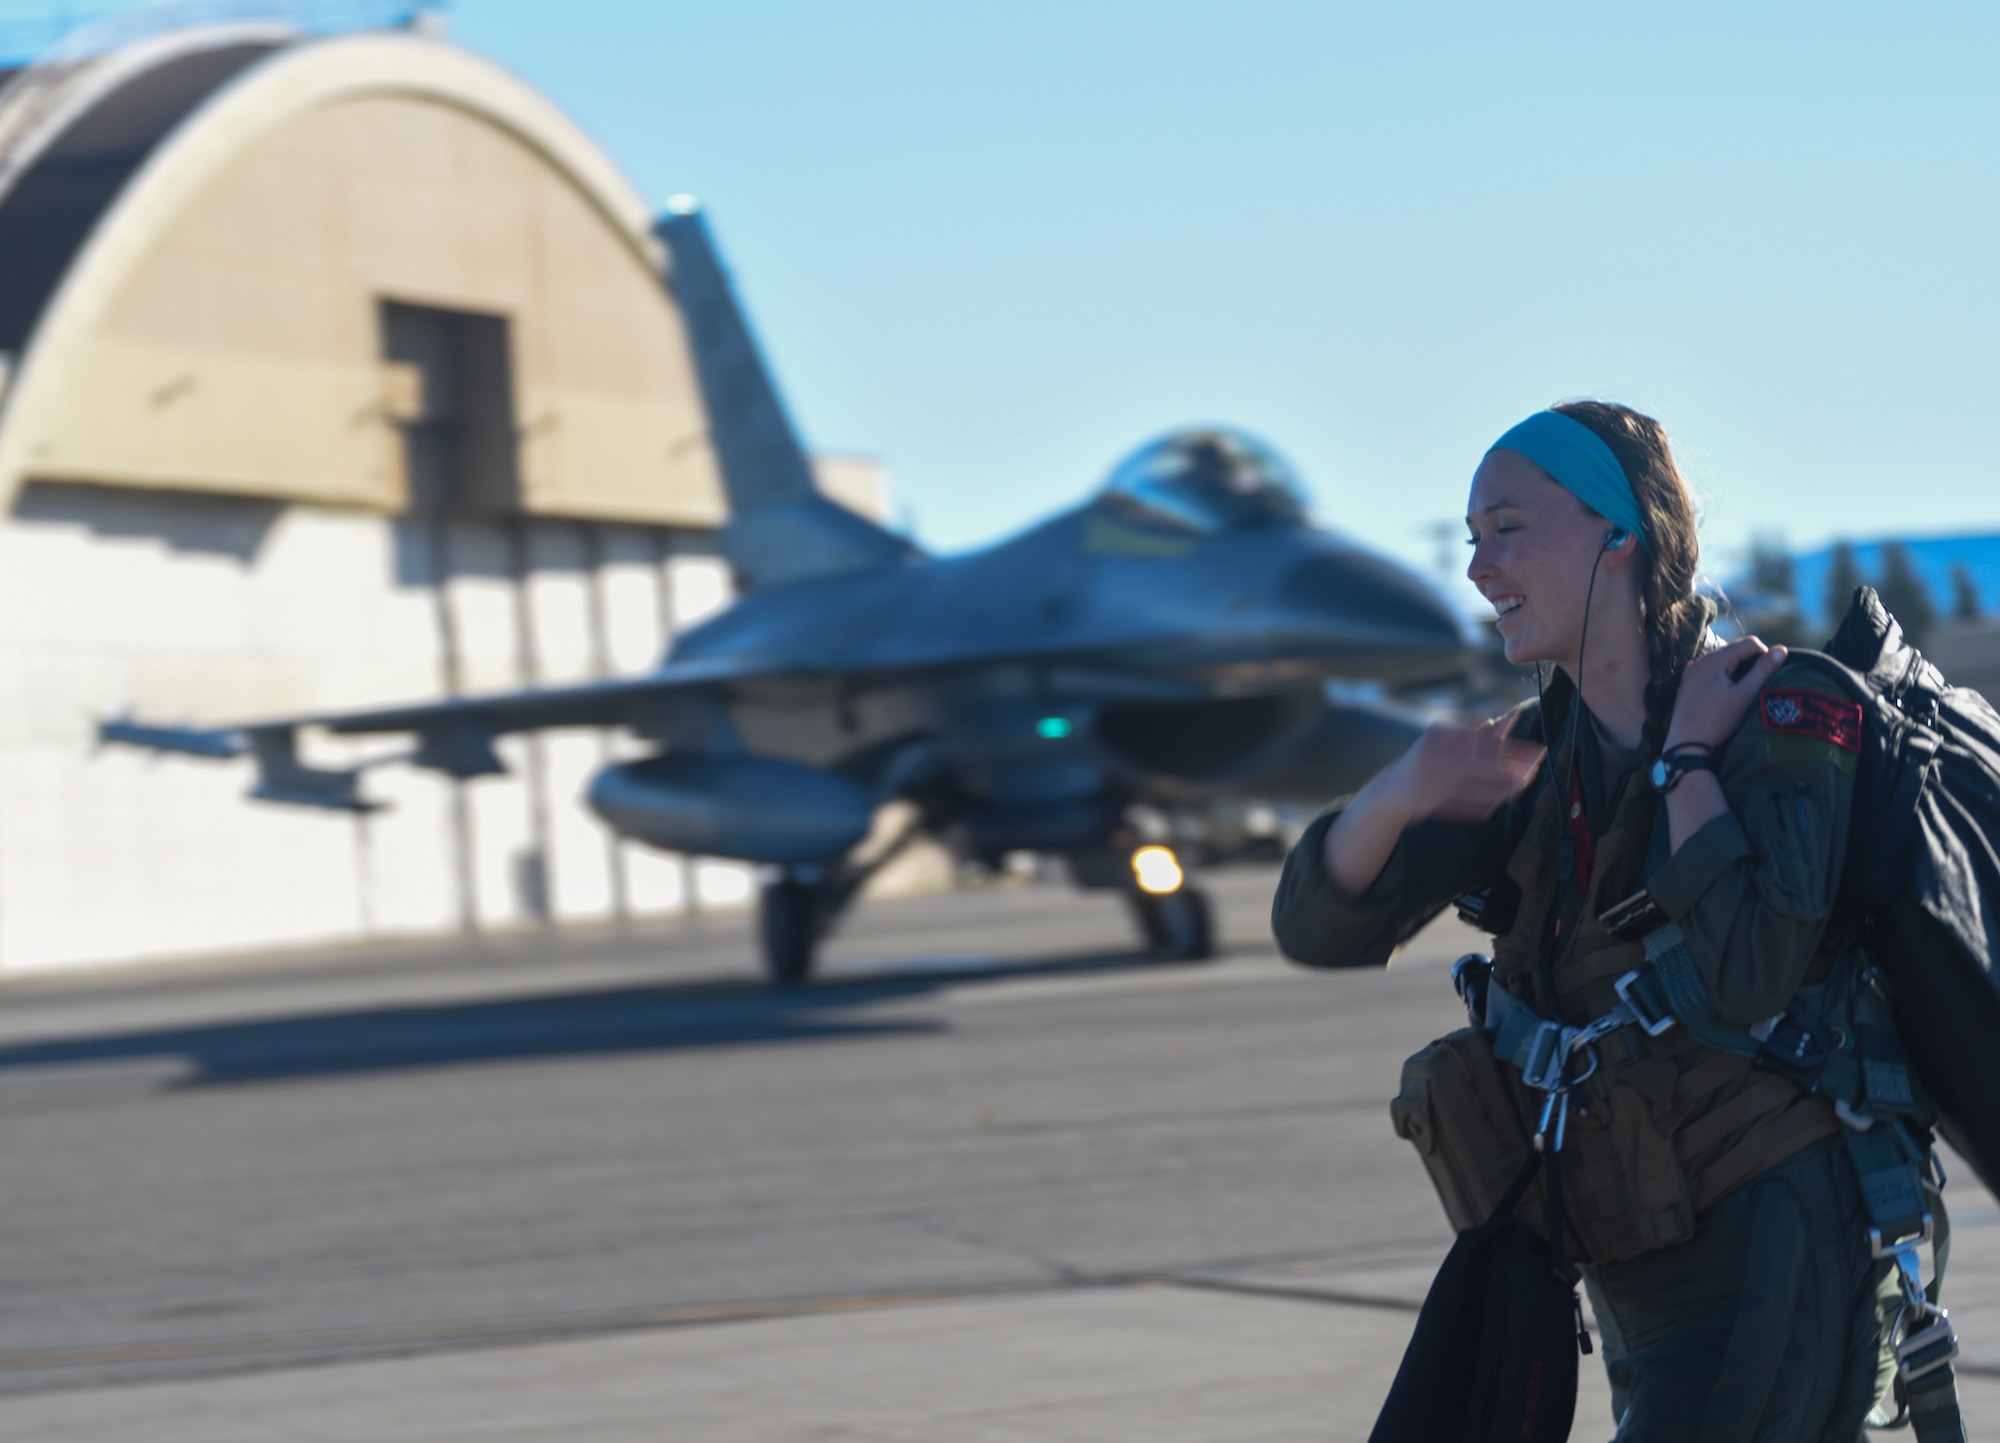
[0,1267,1434,1379]
[1,1268,1993,1388]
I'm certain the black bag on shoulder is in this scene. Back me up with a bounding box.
[1368,1154,1583,1443]
[1809,587,2000,1198]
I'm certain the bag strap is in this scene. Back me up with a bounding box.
[1487,1150,1542,1225]
[1478,1102,1596,1360]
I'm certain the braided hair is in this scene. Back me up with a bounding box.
[1550,400,1713,757]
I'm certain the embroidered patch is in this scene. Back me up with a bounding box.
[1759,689,1862,752]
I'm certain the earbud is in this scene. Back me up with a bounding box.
[1603,527,1629,552]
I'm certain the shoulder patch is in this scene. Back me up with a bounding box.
[1759,688,1862,753]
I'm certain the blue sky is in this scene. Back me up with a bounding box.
[7,2,1998,606]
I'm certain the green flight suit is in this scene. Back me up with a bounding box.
[1271,660,1901,1440]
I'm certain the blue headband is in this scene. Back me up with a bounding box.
[1487,411,1647,552]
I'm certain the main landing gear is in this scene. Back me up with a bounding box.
[756,811,930,987]
[759,877,823,987]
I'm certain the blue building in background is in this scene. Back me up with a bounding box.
[1730,531,2000,633]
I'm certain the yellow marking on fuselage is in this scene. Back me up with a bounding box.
[1084,516,1196,558]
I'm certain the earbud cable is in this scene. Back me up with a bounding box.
[1531,544,1609,884]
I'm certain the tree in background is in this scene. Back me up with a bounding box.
[1877,542,1937,648]
[1743,535,1807,647]
[1951,561,1982,622]
[1825,541,1865,630]
[1749,536,1796,597]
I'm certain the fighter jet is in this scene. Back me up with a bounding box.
[103,206,1468,984]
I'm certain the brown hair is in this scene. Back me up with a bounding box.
[1551,399,1710,754]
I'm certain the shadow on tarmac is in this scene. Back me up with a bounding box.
[0,947,1206,1087]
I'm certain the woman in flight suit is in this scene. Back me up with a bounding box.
[1272,401,1901,1440]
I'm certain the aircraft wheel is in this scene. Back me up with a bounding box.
[1151,887,1215,961]
[760,878,820,986]
[1126,890,1171,951]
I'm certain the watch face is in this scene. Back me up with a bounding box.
[1650,757,1672,791]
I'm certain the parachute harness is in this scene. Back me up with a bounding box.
[1455,922,1966,1442]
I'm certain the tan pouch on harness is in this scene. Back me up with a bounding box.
[1391,1028,1541,1234]
[1393,1026,1701,1263]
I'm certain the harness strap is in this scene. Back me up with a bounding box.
[1636,919,1961,1439]
[1638,924,1770,1060]
[1846,1122,1930,1244]
[1632,922,1925,1120]
[1484,982,1636,1089]
[1466,920,1966,1438]
[1899,1162,1965,1442]
[1845,1121,1964,1440]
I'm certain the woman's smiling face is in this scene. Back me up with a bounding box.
[1464,448,1615,667]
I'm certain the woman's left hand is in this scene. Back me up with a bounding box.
[1665,636,1789,752]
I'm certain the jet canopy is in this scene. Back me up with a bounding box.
[1099,429,1309,534]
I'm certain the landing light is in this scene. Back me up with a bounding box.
[1131,845,1184,895]
[1036,716,1073,739]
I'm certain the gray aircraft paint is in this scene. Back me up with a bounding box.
[659,202,915,590]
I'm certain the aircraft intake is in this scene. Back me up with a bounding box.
[587,754,874,864]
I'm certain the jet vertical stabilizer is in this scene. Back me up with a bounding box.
[656,204,916,590]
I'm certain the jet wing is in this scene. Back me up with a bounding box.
[99,656,790,812]
[306,655,758,737]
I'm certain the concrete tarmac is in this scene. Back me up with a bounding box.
[0,869,1994,1440]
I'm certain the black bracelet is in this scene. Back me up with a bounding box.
[1663,741,1714,757]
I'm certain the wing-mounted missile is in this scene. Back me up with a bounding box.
[98,718,246,761]
[99,718,384,813]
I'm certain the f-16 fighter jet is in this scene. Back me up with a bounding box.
[105,206,1468,984]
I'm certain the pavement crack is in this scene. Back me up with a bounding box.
[1160,1274,1420,1314]
[900,1215,1090,1284]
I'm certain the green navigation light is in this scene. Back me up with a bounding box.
[1036,716,1073,740]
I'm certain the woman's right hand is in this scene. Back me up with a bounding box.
[1388,720,1546,824]
[1322,719,1542,897]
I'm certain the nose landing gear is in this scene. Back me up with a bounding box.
[1123,845,1214,961]
[1128,884,1215,961]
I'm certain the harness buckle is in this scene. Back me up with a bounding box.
[1599,887,1668,940]
[1564,1042,1600,1088]
[1450,954,1492,1028]
[1613,970,1677,1037]
[1533,1085,1573,1154]
[1750,1006,1832,1089]
[1869,1212,1935,1260]
[1521,1020,1578,1093]
[1895,1313,1959,1384]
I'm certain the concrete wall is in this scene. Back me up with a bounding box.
[0,484,747,974]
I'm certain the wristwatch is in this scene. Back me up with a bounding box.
[1650,745,1716,794]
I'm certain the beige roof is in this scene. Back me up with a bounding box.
[0,25,724,526]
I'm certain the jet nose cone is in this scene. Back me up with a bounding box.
[1277,549,1467,677]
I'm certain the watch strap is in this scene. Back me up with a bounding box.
[1652,748,1716,793]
